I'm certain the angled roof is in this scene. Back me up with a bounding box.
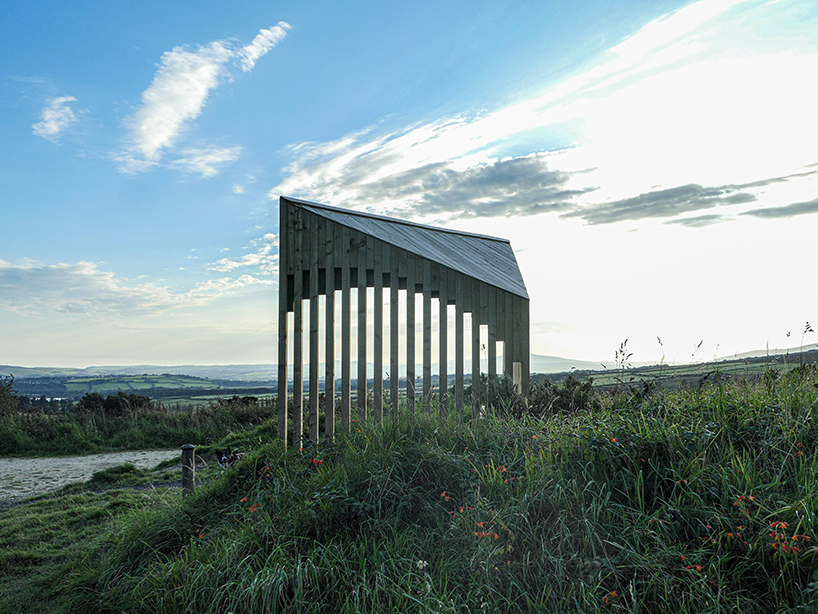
[282,196,528,299]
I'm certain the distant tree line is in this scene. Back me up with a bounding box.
[17,395,73,413]
[10,378,72,399]
[75,391,152,417]
[0,378,154,416]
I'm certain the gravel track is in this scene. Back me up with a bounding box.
[0,450,180,506]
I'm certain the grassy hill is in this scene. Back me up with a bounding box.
[62,374,222,394]
[534,348,818,389]
[2,366,817,612]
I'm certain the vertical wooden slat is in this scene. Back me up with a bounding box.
[496,287,505,376]
[512,296,522,395]
[487,284,497,382]
[406,253,415,413]
[324,223,335,441]
[357,236,367,420]
[373,240,384,422]
[438,266,448,417]
[504,290,514,378]
[292,208,304,449]
[341,226,351,432]
[471,279,481,424]
[390,247,400,417]
[522,298,530,396]
[286,203,295,276]
[308,213,320,443]
[277,199,289,447]
[455,272,464,415]
[422,259,432,413]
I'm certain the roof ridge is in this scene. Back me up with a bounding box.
[282,195,510,244]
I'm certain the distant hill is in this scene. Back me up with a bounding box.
[2,355,598,383]
[4,345,815,385]
[529,354,602,374]
[0,364,276,383]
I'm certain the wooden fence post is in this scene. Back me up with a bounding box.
[181,444,195,495]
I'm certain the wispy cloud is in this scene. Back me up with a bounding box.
[169,146,242,178]
[208,233,279,275]
[560,169,818,225]
[236,22,291,72]
[741,196,818,219]
[117,42,233,172]
[0,259,271,319]
[352,154,592,220]
[32,96,79,143]
[269,0,817,226]
[116,23,291,174]
[561,183,756,225]
[665,214,728,228]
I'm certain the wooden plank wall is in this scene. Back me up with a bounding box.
[276,202,530,448]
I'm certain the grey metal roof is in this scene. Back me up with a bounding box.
[282,196,528,299]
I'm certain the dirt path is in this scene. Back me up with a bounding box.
[0,450,180,506]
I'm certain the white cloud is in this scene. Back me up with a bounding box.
[236,22,291,72]
[32,96,79,143]
[232,184,245,194]
[0,259,174,317]
[0,258,271,319]
[117,42,233,172]
[208,233,279,276]
[117,23,291,174]
[187,274,272,298]
[169,146,242,178]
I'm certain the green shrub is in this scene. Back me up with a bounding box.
[0,394,273,457]
[0,376,18,417]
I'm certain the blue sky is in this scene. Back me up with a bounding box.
[1,0,816,369]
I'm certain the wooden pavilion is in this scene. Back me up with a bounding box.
[276,196,529,448]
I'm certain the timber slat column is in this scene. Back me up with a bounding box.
[422,259,432,413]
[292,208,304,449]
[438,268,448,417]
[504,290,514,379]
[487,285,497,382]
[357,236,367,420]
[493,288,500,379]
[373,242,384,422]
[512,295,523,394]
[277,202,289,446]
[455,274,465,415]
[406,252,416,412]
[341,226,352,432]
[521,297,530,396]
[309,214,320,443]
[471,279,481,423]
[324,224,335,441]
[389,249,400,417]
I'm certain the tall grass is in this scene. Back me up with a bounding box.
[51,367,818,613]
[0,397,274,456]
